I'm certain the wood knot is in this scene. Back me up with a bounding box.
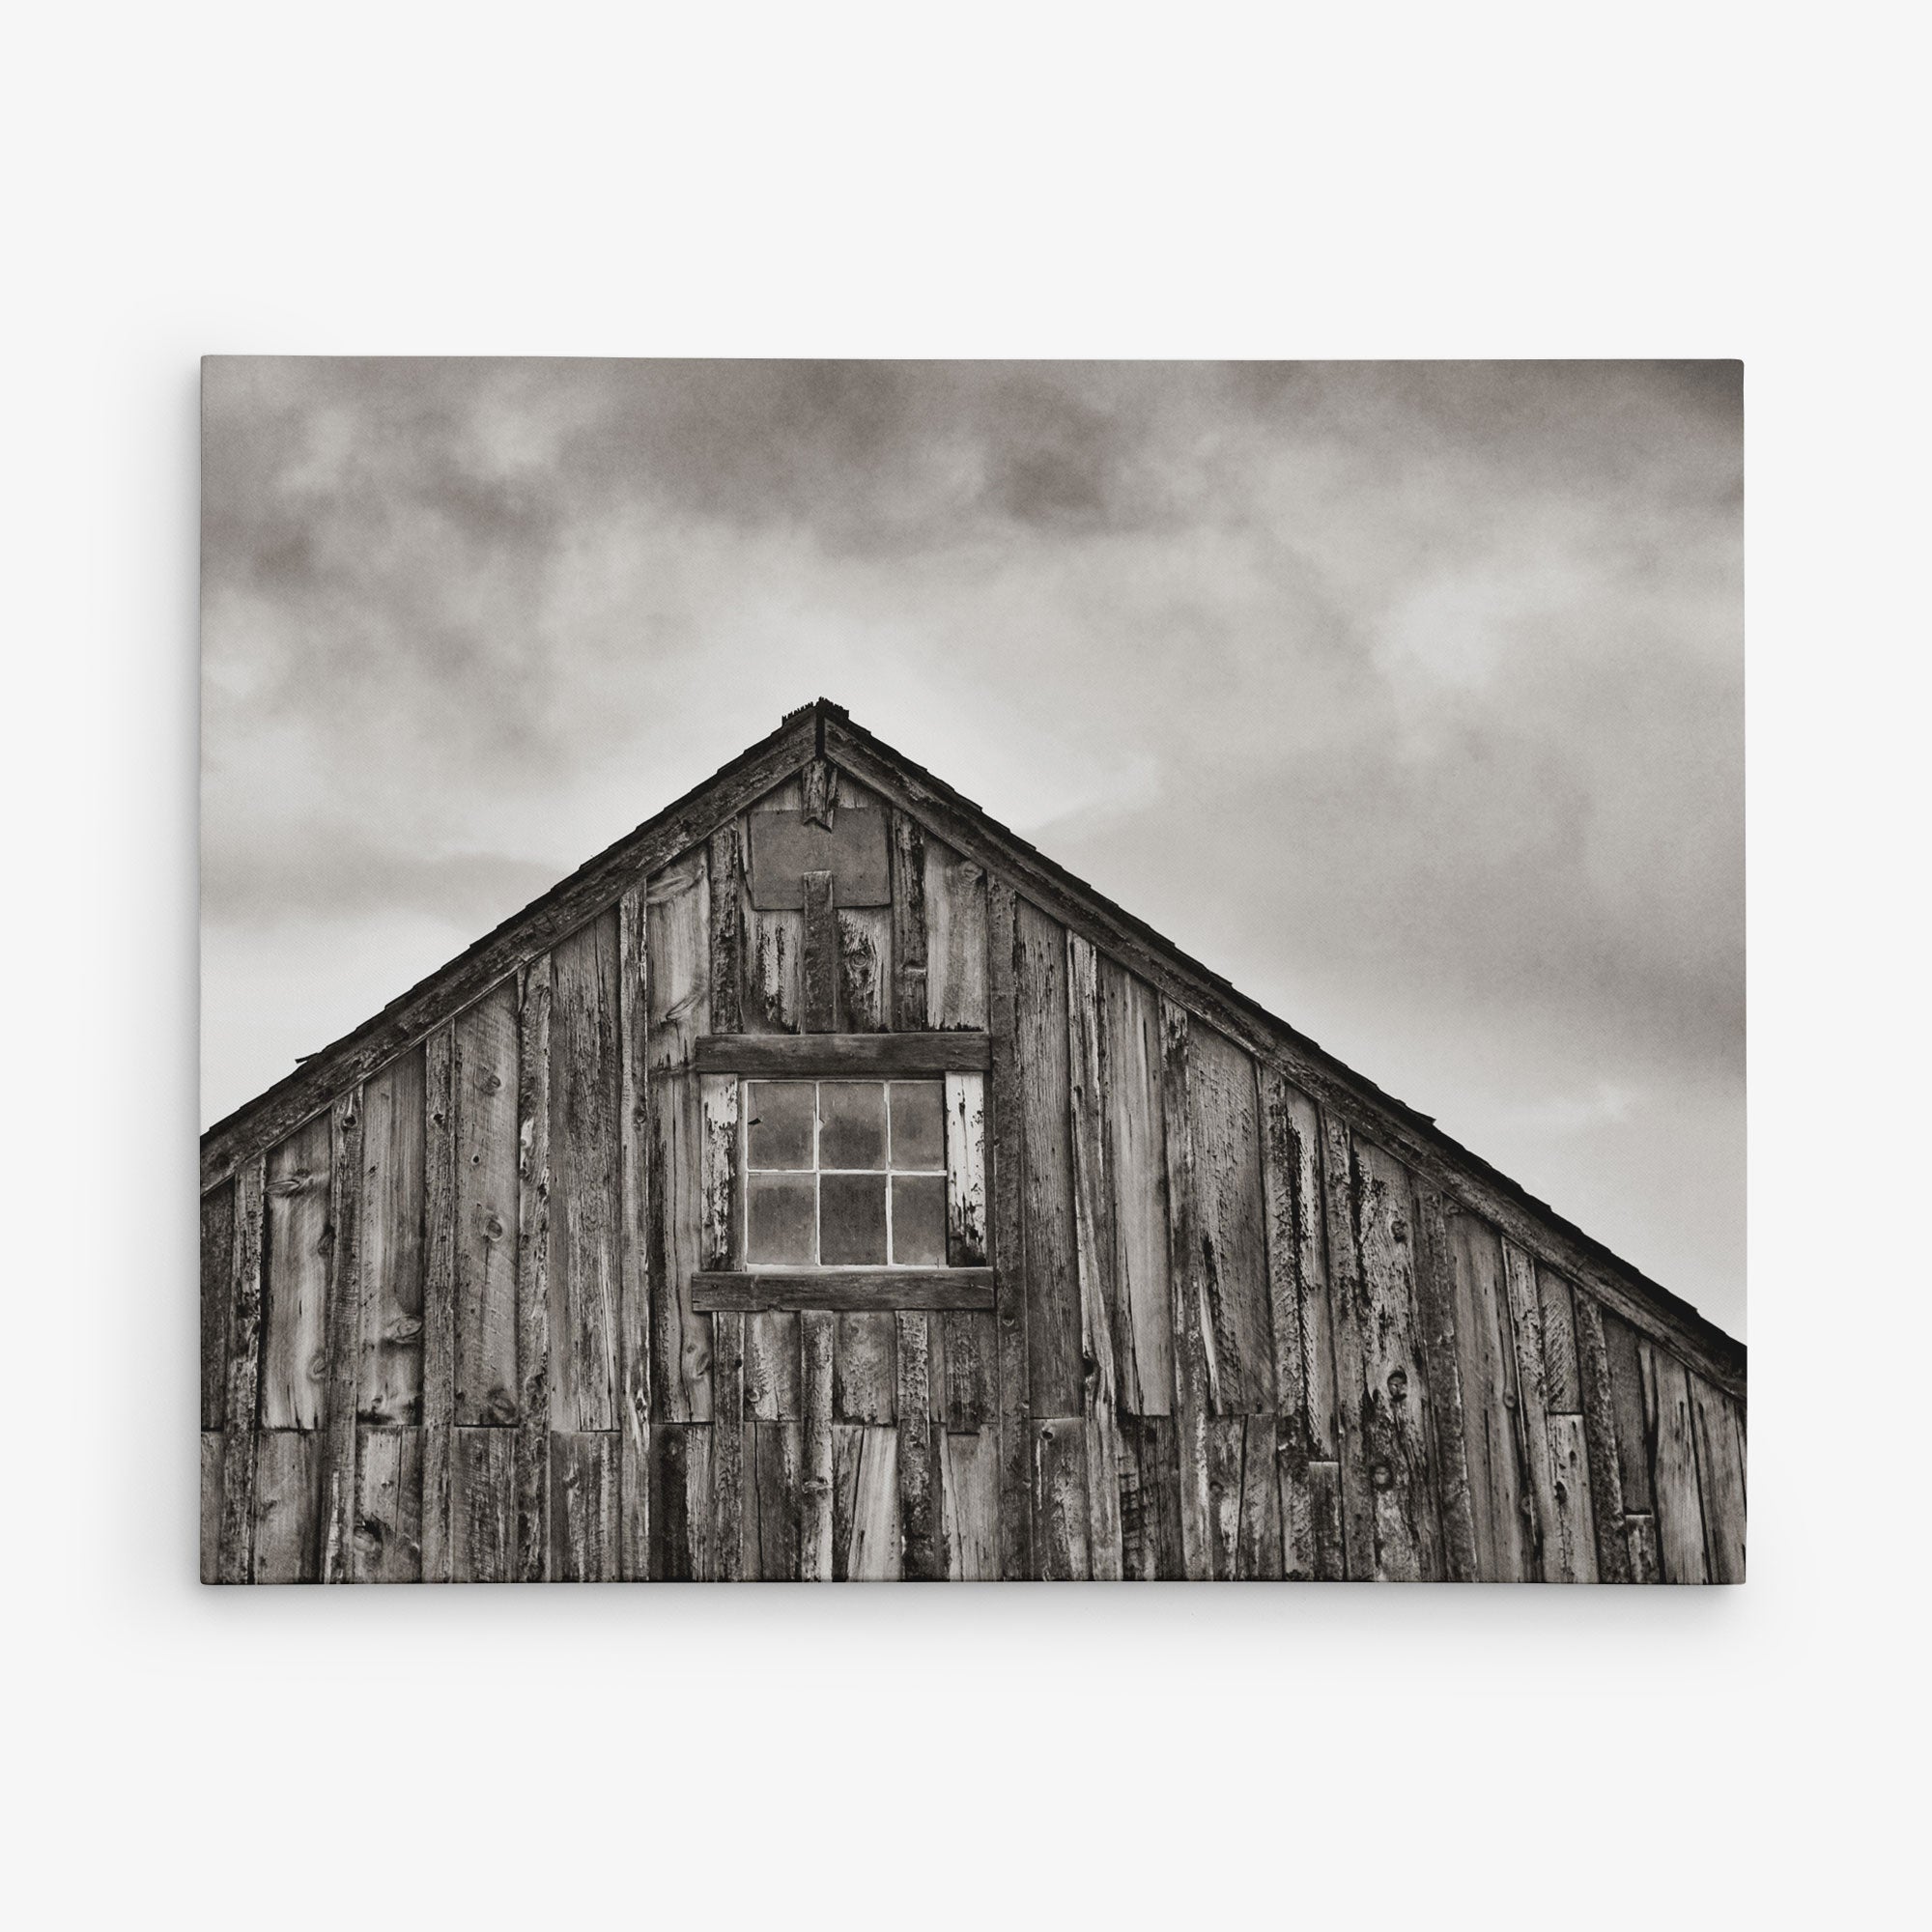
[483,1072,503,1094]
[1386,1369,1407,1404]
[1371,1463,1393,1491]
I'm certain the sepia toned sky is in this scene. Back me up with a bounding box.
[201,358,1745,1337]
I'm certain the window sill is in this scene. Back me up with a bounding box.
[691,1268,994,1313]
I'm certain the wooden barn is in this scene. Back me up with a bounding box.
[200,699,1746,1584]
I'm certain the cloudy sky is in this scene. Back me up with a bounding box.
[201,358,1744,1338]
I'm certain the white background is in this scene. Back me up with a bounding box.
[4,4,1925,1925]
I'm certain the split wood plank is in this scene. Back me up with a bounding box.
[252,1431,325,1583]
[923,843,988,1030]
[320,1090,365,1584]
[452,983,521,1427]
[550,1431,619,1582]
[1160,998,1216,1580]
[1118,1414,1184,1580]
[1260,1065,1338,1577]
[215,1160,267,1584]
[1349,1135,1444,1581]
[358,1047,426,1427]
[832,1425,901,1580]
[421,1026,457,1581]
[1690,1378,1747,1583]
[1184,1020,1276,1416]
[1099,960,1174,1418]
[514,958,553,1583]
[987,879,1032,1578]
[890,809,927,1030]
[1084,1411,1125,1582]
[452,1427,517,1583]
[1446,1213,1531,1583]
[200,1180,234,1433]
[939,1430,1000,1580]
[646,847,714,1423]
[1031,1417,1093,1580]
[1571,1291,1633,1583]
[616,882,651,1580]
[896,1314,942,1578]
[1412,1183,1480,1582]
[1639,1341,1709,1583]
[1317,1108,1377,1581]
[1501,1237,1561,1582]
[548,913,621,1434]
[260,1113,332,1431]
[647,1423,714,1581]
[352,1427,423,1583]
[800,1313,837,1579]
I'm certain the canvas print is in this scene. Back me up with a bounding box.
[200,359,1745,1583]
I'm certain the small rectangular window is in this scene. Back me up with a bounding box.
[742,1077,948,1267]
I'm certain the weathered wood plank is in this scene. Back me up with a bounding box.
[834,1310,897,1421]
[936,1314,996,1431]
[200,1181,234,1432]
[1032,1417,1092,1580]
[1446,1212,1530,1583]
[200,1433,224,1583]
[1537,1266,1581,1413]
[1600,1308,1655,1513]
[923,845,987,1030]
[253,1431,325,1583]
[838,908,892,1033]
[745,782,806,1037]
[1572,1291,1633,1583]
[938,1429,999,1580]
[352,1427,423,1583]
[1085,1410,1126,1581]
[358,1048,426,1427]
[421,1027,457,1581]
[708,822,745,1037]
[1317,1109,1376,1581]
[712,1314,747,1581]
[1185,1021,1275,1415]
[1099,961,1173,1418]
[800,1312,836,1579]
[1015,899,1082,1417]
[1502,1237,1560,1582]
[452,1427,517,1583]
[216,1160,267,1584]
[1413,1184,1480,1582]
[823,714,1747,1401]
[802,868,838,1034]
[616,882,651,1581]
[746,1308,802,1418]
[550,1431,618,1582]
[1066,934,1122,1430]
[698,1271,1000,1314]
[694,1032,991,1075]
[890,809,927,1031]
[320,1091,365,1584]
[1205,1417,1243,1580]
[646,1423,713,1581]
[261,1113,332,1431]
[1690,1378,1747,1583]
[646,848,714,1423]
[1237,1414,1283,1580]
[746,1421,803,1580]
[943,1072,988,1266]
[896,1314,942,1578]
[1305,1461,1346,1581]
[513,957,554,1584]
[1545,1414,1599,1584]
[1118,1413,1184,1579]
[453,983,520,1428]
[987,879,1032,1578]
[549,914,620,1434]
[832,1425,901,1580]
[1639,1341,1709,1583]
[1349,1136,1443,1581]
[1626,1513,1661,1584]
[1160,999,1215,1580]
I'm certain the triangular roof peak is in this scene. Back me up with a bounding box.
[200,701,1745,1392]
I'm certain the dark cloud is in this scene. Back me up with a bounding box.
[202,356,1744,1332]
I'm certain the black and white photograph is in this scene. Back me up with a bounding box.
[200,358,1746,1585]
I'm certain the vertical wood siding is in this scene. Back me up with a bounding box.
[202,761,1742,1583]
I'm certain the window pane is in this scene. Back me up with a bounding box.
[746,1172,816,1264]
[889,1081,945,1171]
[892,1173,947,1265]
[746,1081,814,1170]
[820,1171,887,1264]
[818,1082,886,1170]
